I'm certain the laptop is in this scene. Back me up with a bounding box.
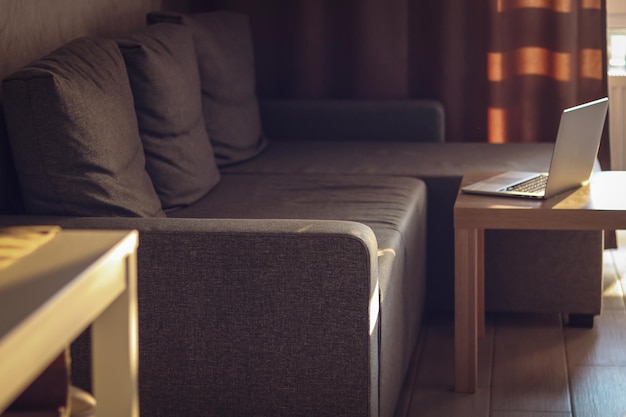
[461,97,609,199]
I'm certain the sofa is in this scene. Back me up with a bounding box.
[0,11,603,417]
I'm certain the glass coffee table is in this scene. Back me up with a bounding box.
[453,171,626,393]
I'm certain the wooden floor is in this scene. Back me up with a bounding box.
[397,232,626,417]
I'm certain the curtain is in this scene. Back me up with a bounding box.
[487,0,609,166]
[187,0,609,167]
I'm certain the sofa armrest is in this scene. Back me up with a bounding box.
[259,98,445,143]
[0,216,380,417]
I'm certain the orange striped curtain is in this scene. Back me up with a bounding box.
[487,1,607,148]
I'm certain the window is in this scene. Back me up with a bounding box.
[607,0,626,75]
[609,28,626,75]
[607,0,626,170]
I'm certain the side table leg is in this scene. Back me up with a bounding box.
[455,228,478,393]
[91,252,139,417]
[477,229,485,338]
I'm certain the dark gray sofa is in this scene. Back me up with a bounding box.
[224,119,604,316]
[0,11,603,417]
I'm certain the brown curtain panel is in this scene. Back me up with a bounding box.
[486,0,609,168]
[187,0,609,167]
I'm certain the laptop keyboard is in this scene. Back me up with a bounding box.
[505,175,548,193]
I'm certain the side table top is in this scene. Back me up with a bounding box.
[0,230,138,337]
[0,229,139,413]
[454,171,626,230]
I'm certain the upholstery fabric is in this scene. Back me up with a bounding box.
[2,37,164,217]
[147,11,268,166]
[260,99,445,143]
[221,140,603,314]
[170,173,428,417]
[135,227,374,417]
[171,174,424,234]
[485,229,604,313]
[118,23,220,210]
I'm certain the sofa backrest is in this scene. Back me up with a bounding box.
[259,99,445,143]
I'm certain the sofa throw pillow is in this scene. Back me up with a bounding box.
[2,37,165,217]
[118,23,221,210]
[148,11,269,166]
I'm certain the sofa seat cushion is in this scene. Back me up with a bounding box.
[220,141,555,177]
[168,173,427,417]
[219,142,555,250]
[2,37,164,217]
[118,23,220,211]
[169,173,424,239]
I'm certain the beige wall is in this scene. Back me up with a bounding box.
[0,0,161,81]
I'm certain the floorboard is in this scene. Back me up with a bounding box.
[398,231,626,417]
[491,314,570,414]
[568,366,626,417]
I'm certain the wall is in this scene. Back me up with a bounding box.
[0,0,161,82]
[607,0,626,26]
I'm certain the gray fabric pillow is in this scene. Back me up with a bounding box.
[148,11,269,166]
[118,23,220,210]
[2,37,165,217]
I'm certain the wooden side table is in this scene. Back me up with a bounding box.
[0,230,139,417]
[454,171,626,393]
